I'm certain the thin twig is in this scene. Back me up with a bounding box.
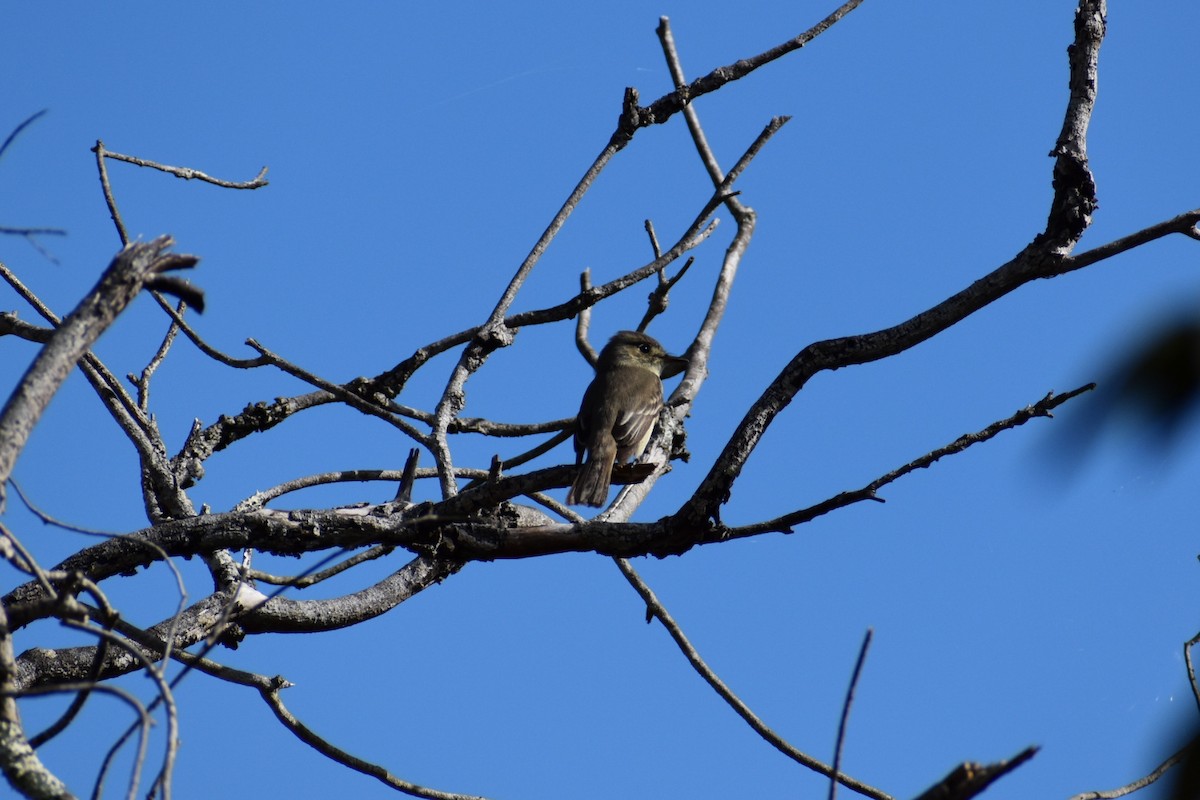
[80,547,367,798]
[728,384,1097,538]
[0,110,48,162]
[599,112,790,519]
[92,140,129,243]
[260,688,489,800]
[63,620,180,800]
[636,0,867,132]
[829,629,873,800]
[0,518,57,597]
[27,578,117,748]
[134,299,185,411]
[636,256,694,333]
[0,226,67,237]
[13,682,153,800]
[0,261,161,463]
[232,467,489,512]
[16,682,152,741]
[495,428,573,472]
[1065,740,1193,800]
[613,557,892,800]
[149,291,269,367]
[98,148,269,189]
[1064,207,1200,271]
[246,338,429,444]
[244,545,394,588]
[7,478,193,689]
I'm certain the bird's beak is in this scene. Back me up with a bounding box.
[660,354,689,379]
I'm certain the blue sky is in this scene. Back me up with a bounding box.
[3,1,1200,798]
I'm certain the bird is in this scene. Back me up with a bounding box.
[567,330,689,507]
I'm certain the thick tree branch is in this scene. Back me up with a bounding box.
[237,555,462,634]
[3,382,1096,625]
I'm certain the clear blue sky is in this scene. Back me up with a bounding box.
[3,2,1199,798]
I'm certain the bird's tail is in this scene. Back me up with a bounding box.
[567,457,612,507]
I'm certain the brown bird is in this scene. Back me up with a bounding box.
[567,331,689,507]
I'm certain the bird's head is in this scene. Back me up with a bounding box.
[598,330,689,377]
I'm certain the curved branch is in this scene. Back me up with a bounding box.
[614,558,891,800]
[259,687,489,800]
[238,555,462,634]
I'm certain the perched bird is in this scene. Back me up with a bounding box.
[567,330,689,507]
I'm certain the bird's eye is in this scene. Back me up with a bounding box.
[639,344,651,353]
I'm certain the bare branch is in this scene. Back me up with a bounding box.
[259,687,489,800]
[19,681,152,753]
[1065,207,1200,271]
[246,338,429,444]
[0,226,66,238]
[92,139,129,244]
[97,147,269,189]
[677,0,1110,528]
[148,290,269,368]
[0,383,1096,617]
[636,256,694,333]
[235,469,413,511]
[133,299,185,412]
[244,545,394,588]
[0,265,166,494]
[913,746,1039,800]
[27,580,118,749]
[728,384,1096,539]
[829,629,873,800]
[0,311,52,343]
[239,555,463,634]
[0,110,48,162]
[628,0,866,135]
[574,268,598,367]
[62,620,180,800]
[613,557,892,800]
[1065,743,1195,796]
[492,428,572,473]
[0,237,198,508]
[1188,631,1200,714]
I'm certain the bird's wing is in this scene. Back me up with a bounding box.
[611,371,663,462]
